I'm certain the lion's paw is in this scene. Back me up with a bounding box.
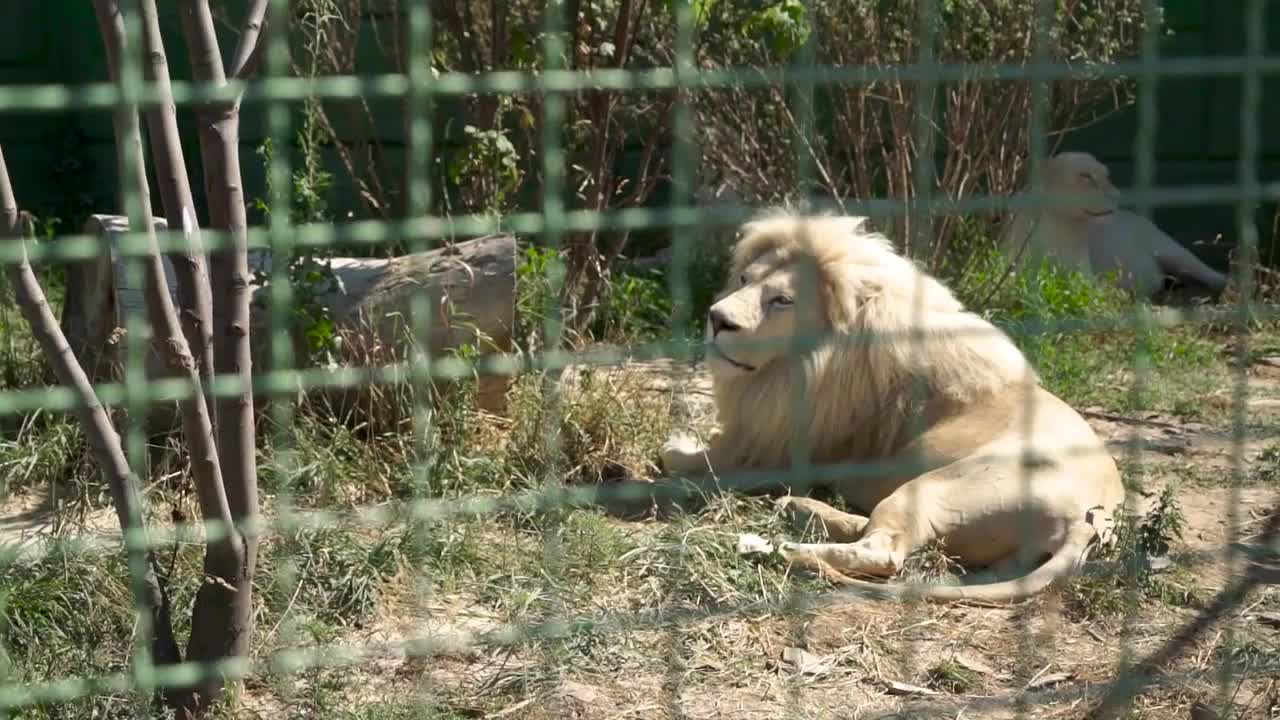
[659,433,707,475]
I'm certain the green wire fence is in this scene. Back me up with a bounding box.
[0,0,1277,717]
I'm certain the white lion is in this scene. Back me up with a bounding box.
[1000,151,1228,299]
[660,211,1126,603]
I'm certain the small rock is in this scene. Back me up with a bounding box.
[1024,670,1074,690]
[559,680,608,710]
[952,653,997,677]
[780,647,831,676]
[884,680,939,697]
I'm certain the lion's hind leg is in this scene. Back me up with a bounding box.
[778,480,940,580]
[775,496,869,542]
[777,529,919,581]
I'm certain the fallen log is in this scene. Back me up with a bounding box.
[257,232,519,425]
[61,215,518,433]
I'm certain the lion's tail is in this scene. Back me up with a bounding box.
[828,521,1099,606]
[1145,223,1229,291]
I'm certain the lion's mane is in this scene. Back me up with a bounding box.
[709,211,1037,470]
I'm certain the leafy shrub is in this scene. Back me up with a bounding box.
[250,137,343,368]
[1065,482,1193,619]
[444,119,524,217]
[514,245,565,351]
[953,244,1129,326]
[591,268,673,342]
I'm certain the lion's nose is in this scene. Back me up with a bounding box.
[709,307,741,335]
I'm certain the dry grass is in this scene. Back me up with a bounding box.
[5,316,1280,719]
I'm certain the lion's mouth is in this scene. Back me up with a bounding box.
[708,342,756,372]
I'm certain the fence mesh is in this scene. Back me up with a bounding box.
[1,0,1278,718]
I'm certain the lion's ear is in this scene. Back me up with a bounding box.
[829,215,870,238]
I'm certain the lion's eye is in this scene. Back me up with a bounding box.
[739,274,748,286]
[770,295,794,308]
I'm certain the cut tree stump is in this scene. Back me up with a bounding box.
[60,215,518,433]
[61,214,191,434]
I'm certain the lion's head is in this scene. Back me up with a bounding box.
[701,211,1037,465]
[1043,151,1120,220]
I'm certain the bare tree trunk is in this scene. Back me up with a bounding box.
[93,2,250,715]
[491,0,508,68]
[175,2,264,709]
[138,0,217,426]
[92,0,235,547]
[0,144,184,696]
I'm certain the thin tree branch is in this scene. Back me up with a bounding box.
[0,143,184,682]
[228,0,269,80]
[92,0,235,550]
[491,0,508,69]
[177,0,259,529]
[176,1,262,711]
[565,0,582,68]
[96,5,253,714]
[138,0,217,424]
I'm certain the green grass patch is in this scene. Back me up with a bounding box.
[953,248,1231,418]
[0,268,60,394]
[925,658,984,694]
[0,539,198,719]
[0,414,93,502]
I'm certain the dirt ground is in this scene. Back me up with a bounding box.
[4,354,1280,719]
[253,355,1280,719]
[470,356,1280,719]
